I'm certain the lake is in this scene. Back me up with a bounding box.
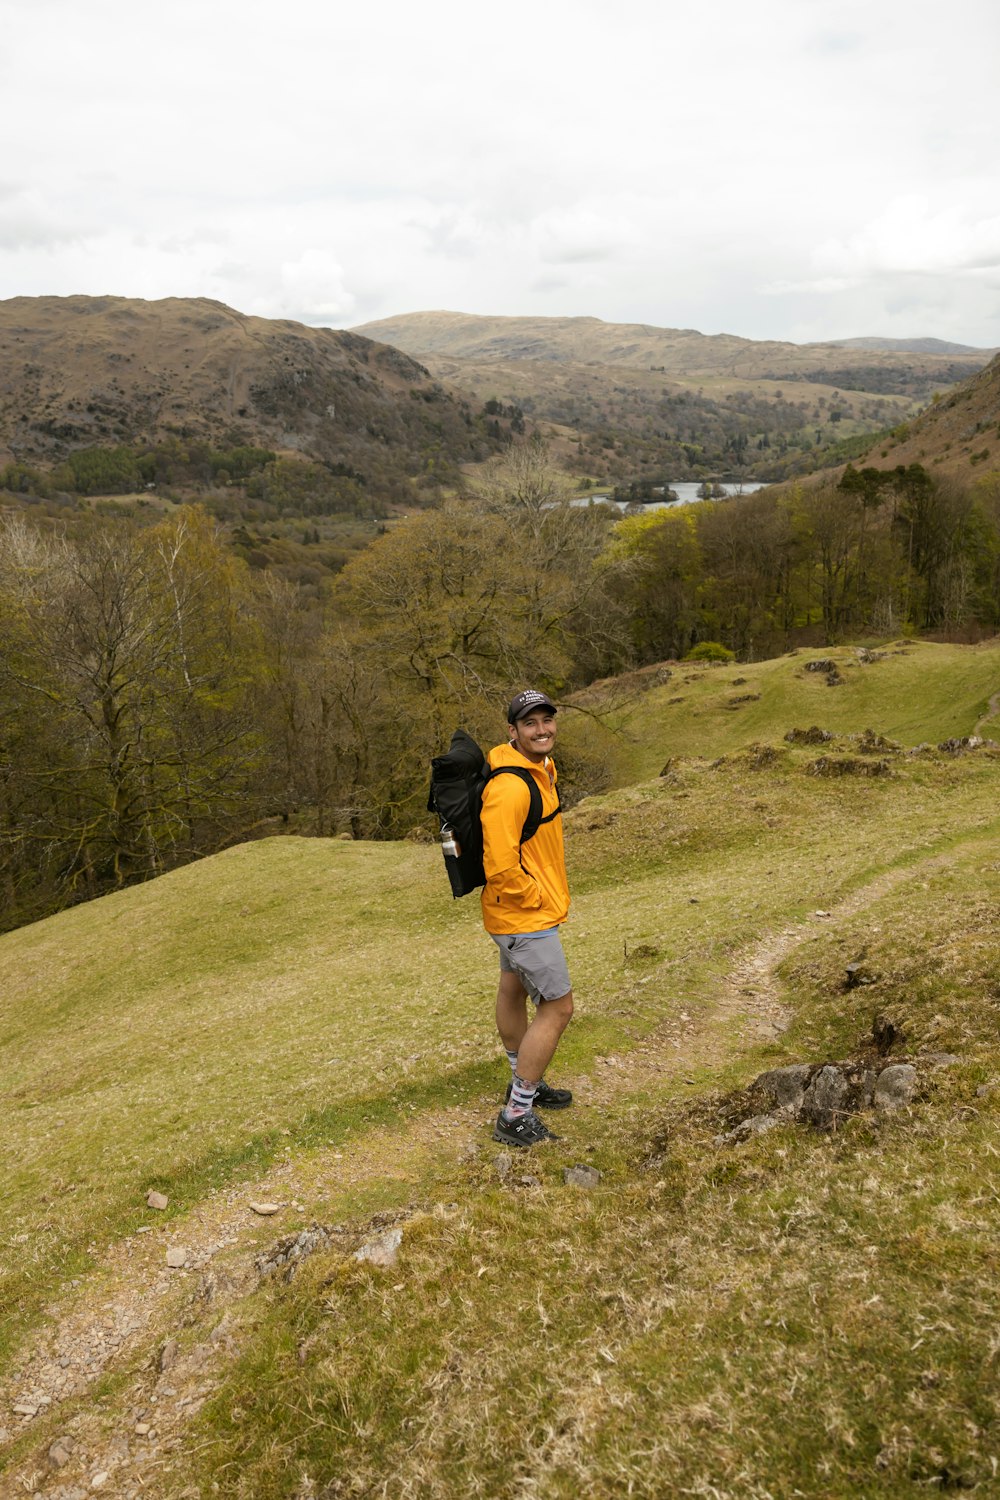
[573,481,767,510]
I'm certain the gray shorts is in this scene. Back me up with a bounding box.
[490,930,572,1005]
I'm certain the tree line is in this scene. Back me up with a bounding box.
[2,444,997,932]
[608,463,1000,661]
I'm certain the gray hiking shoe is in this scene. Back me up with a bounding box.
[492,1110,560,1147]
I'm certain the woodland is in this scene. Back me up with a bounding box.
[2,437,999,933]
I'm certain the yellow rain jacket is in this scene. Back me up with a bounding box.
[480,742,570,935]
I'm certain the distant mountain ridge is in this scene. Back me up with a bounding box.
[835,336,992,356]
[351,310,997,378]
[0,296,496,482]
[351,310,997,483]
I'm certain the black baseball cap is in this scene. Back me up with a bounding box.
[507,688,557,724]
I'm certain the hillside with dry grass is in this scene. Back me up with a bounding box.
[852,352,1000,479]
[1,640,999,1497]
[0,296,497,483]
[352,311,998,483]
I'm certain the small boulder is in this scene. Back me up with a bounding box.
[146,1190,168,1211]
[563,1164,602,1189]
[753,1064,811,1113]
[875,1064,918,1110]
[802,1066,850,1128]
[158,1337,178,1373]
[48,1436,75,1469]
[249,1202,281,1216]
[353,1227,403,1268]
[165,1247,188,1268]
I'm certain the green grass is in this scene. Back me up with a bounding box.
[572,638,1000,785]
[2,640,1000,1496]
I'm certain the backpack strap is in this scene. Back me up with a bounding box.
[486,766,560,847]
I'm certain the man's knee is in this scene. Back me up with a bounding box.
[543,989,573,1026]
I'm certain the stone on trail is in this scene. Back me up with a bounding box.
[158,1337,178,1373]
[165,1246,188,1268]
[48,1436,75,1469]
[249,1202,281,1216]
[146,1190,168,1210]
[563,1164,602,1189]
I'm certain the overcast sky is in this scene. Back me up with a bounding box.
[3,0,999,346]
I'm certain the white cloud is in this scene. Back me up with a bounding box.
[1,0,999,344]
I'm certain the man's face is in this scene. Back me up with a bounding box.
[509,709,557,763]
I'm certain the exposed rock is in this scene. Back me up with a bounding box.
[874,1064,918,1111]
[353,1227,403,1267]
[856,728,900,755]
[807,754,890,778]
[845,961,877,989]
[785,726,832,744]
[13,1401,40,1417]
[805,658,837,674]
[495,1155,513,1182]
[48,1436,76,1469]
[753,1064,811,1113]
[855,648,887,664]
[165,1247,188,1268]
[146,1190,168,1211]
[925,1052,960,1068]
[563,1164,602,1189]
[91,1473,110,1490]
[938,735,997,754]
[158,1338,178,1373]
[519,1174,541,1188]
[249,1202,281,1216]
[801,1066,852,1127]
[728,1056,924,1141]
[256,1224,337,1280]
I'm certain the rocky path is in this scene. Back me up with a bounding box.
[0,843,978,1499]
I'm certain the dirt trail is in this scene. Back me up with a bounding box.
[974,690,1000,737]
[0,846,974,1499]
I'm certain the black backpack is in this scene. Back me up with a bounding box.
[427,728,561,899]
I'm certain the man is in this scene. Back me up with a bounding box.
[481,688,574,1147]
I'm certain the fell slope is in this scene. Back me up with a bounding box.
[0,296,491,479]
[852,351,1000,478]
[352,311,997,482]
[2,640,1000,1497]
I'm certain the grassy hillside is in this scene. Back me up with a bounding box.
[567,639,1000,785]
[2,642,999,1496]
[853,352,1000,479]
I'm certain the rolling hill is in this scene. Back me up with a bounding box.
[352,311,998,482]
[2,641,999,1496]
[0,296,499,484]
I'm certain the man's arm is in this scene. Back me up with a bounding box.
[481,775,543,910]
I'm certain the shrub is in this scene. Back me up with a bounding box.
[684,641,735,663]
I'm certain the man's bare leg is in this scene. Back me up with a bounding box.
[495,969,530,1054]
[515,991,573,1084]
[497,970,573,1081]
